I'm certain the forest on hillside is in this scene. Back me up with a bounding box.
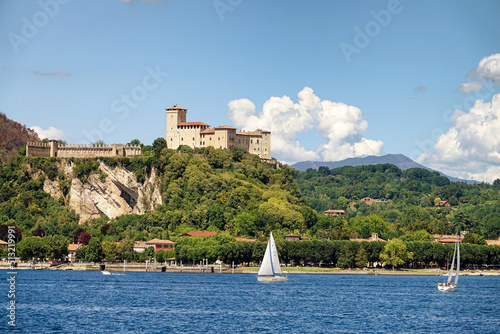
[295,165,500,240]
[1,136,500,266]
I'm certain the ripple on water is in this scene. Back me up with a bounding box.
[1,271,499,333]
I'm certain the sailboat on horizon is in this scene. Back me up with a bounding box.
[257,232,288,282]
[437,233,460,292]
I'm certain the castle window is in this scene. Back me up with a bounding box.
[192,137,195,141]
[257,139,259,144]
[170,138,173,141]
[181,138,183,141]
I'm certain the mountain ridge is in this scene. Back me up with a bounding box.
[291,154,479,184]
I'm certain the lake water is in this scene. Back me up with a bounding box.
[1,270,499,333]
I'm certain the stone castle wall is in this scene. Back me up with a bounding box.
[26,141,142,158]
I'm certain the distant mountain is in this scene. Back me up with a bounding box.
[291,154,479,184]
[0,113,39,164]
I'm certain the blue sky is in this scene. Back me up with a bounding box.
[1,0,500,182]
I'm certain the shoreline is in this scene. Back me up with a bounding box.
[1,261,498,276]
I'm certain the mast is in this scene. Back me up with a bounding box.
[454,234,460,285]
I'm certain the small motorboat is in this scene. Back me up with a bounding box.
[101,270,112,275]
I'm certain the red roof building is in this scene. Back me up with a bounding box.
[145,239,175,251]
[67,244,82,262]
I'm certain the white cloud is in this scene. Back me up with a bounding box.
[458,82,483,94]
[30,126,70,141]
[474,53,500,84]
[416,93,500,183]
[227,87,383,163]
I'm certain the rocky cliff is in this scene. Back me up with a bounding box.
[40,160,162,222]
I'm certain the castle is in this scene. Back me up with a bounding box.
[166,105,271,159]
[25,104,271,159]
[26,140,142,158]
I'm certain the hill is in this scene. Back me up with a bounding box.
[294,163,500,239]
[0,144,311,243]
[291,154,478,184]
[0,112,39,164]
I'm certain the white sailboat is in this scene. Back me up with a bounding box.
[257,232,288,282]
[437,234,460,292]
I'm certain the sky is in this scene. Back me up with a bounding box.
[1,0,500,182]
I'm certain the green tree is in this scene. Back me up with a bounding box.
[462,233,487,245]
[355,245,368,268]
[44,235,69,259]
[152,137,167,155]
[17,236,48,260]
[230,147,247,162]
[121,238,136,261]
[102,242,120,261]
[379,239,413,270]
[350,214,389,236]
[85,237,103,263]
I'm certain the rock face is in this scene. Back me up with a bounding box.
[41,161,162,222]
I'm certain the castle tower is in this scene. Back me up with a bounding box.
[49,139,59,157]
[166,104,187,149]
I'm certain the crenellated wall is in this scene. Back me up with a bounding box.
[26,141,142,158]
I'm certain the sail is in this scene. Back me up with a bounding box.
[258,232,282,276]
[258,233,274,276]
[269,233,282,275]
[454,237,460,285]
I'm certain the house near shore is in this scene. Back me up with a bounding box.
[133,241,147,253]
[67,244,82,262]
[145,238,175,251]
[0,240,8,251]
[436,200,450,207]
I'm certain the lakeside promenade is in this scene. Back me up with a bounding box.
[1,260,498,276]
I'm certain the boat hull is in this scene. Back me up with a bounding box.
[257,275,288,282]
[101,271,112,275]
[437,283,456,292]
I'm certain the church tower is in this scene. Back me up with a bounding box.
[166,104,187,148]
